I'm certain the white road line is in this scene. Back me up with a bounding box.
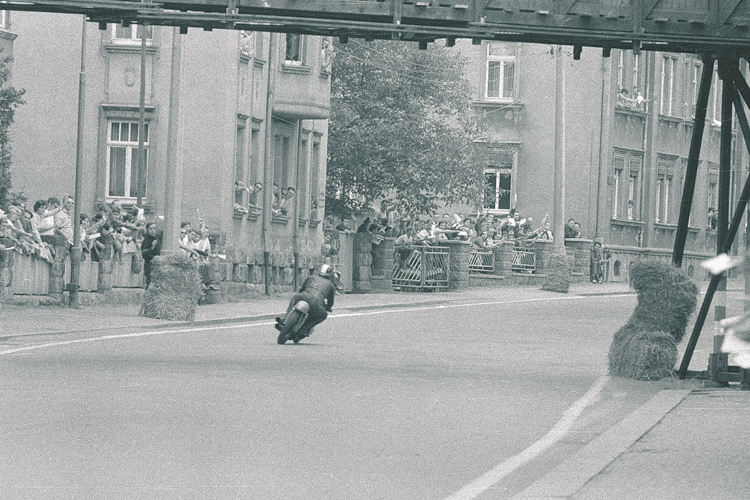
[443,375,610,500]
[0,294,630,357]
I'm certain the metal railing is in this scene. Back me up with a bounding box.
[469,250,494,273]
[393,245,450,291]
[511,249,536,273]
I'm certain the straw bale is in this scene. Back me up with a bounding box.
[608,260,698,380]
[140,254,201,321]
[541,252,570,293]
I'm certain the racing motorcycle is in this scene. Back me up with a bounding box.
[276,299,313,344]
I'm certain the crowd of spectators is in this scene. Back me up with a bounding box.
[234,180,296,216]
[325,201,569,250]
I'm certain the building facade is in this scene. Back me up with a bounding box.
[6,13,332,291]
[461,40,746,278]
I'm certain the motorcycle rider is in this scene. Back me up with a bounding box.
[276,263,337,339]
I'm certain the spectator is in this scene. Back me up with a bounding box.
[272,183,280,210]
[53,195,74,247]
[277,186,295,215]
[248,182,263,209]
[707,207,717,230]
[527,213,553,241]
[564,218,577,239]
[590,239,604,284]
[516,216,534,238]
[394,223,416,268]
[572,222,583,238]
[141,222,162,287]
[336,216,355,233]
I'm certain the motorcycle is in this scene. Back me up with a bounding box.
[276,299,313,344]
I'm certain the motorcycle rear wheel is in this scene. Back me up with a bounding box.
[277,309,304,344]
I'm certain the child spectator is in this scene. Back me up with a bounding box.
[590,240,604,283]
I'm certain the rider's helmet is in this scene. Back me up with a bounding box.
[318,263,335,279]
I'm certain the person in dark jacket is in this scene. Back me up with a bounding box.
[276,264,337,339]
[141,222,162,288]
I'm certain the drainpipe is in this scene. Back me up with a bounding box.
[68,16,86,308]
[262,33,276,295]
[293,119,302,289]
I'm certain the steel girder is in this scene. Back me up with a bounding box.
[2,0,750,53]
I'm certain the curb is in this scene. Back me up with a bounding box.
[511,389,692,499]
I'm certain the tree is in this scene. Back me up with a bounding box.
[326,39,487,219]
[0,53,25,208]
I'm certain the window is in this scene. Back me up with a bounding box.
[285,33,303,65]
[106,121,149,199]
[708,170,718,225]
[298,137,309,216]
[111,23,153,43]
[310,137,322,218]
[691,60,701,118]
[613,151,642,221]
[656,174,672,223]
[613,164,622,218]
[617,50,624,90]
[660,55,677,116]
[711,67,721,124]
[483,167,512,211]
[235,119,248,206]
[632,53,640,90]
[485,43,515,100]
[250,125,262,186]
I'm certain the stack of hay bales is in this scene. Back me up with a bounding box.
[608,261,698,380]
[541,252,571,293]
[140,254,201,321]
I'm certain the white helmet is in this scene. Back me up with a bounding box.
[318,264,334,278]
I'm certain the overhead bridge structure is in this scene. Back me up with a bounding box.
[2,0,750,55]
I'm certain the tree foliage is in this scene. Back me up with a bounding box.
[326,39,487,219]
[0,53,25,208]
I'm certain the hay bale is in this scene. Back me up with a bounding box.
[608,326,677,380]
[541,252,570,293]
[629,260,698,342]
[140,254,201,321]
[608,260,698,380]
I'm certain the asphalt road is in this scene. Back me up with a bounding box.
[0,291,699,500]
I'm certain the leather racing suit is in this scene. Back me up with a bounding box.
[286,274,336,337]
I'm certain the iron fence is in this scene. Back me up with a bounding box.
[393,245,450,291]
[511,249,536,273]
[469,250,495,273]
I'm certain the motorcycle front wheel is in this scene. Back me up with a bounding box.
[277,309,304,344]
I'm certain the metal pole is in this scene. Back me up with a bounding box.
[293,119,302,289]
[679,66,750,379]
[68,16,86,309]
[136,23,148,207]
[262,33,276,295]
[673,54,714,267]
[553,45,565,253]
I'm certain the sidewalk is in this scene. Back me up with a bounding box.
[2,280,748,500]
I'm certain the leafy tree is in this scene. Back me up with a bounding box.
[326,39,488,219]
[0,53,25,208]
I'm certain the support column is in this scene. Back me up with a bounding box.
[707,58,736,386]
[673,54,714,266]
[553,45,565,254]
[162,28,184,255]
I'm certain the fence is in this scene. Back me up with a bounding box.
[393,245,450,291]
[10,252,145,296]
[511,249,536,273]
[469,250,494,273]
